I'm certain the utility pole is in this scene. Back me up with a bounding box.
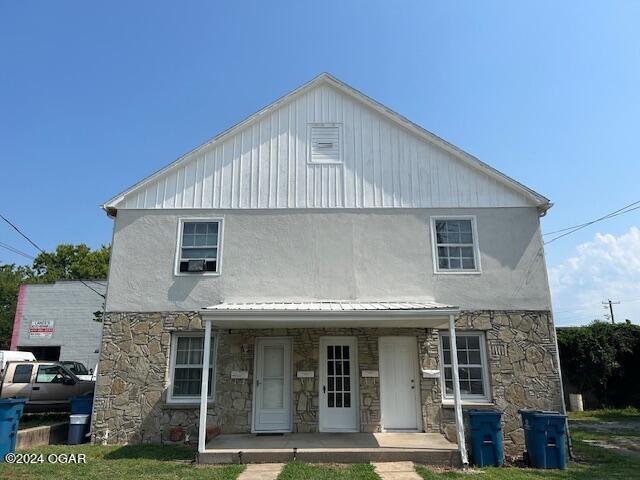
[602,299,620,324]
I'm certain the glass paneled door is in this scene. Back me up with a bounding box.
[319,337,359,432]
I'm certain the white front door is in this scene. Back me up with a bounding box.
[319,336,359,432]
[379,336,421,431]
[253,337,292,432]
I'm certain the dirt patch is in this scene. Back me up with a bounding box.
[572,419,640,458]
[582,438,640,458]
[571,419,640,434]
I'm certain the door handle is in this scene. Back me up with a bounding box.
[323,385,326,394]
[32,387,40,391]
[256,380,260,387]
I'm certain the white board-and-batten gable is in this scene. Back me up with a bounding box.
[103,73,550,214]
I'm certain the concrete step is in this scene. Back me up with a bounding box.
[198,448,460,466]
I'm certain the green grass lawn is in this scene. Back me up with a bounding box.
[569,407,640,422]
[0,445,244,480]
[415,408,640,479]
[2,409,638,479]
[416,442,640,479]
[279,462,379,479]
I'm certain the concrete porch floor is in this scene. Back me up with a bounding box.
[199,432,461,466]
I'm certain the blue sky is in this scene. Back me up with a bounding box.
[1,1,639,325]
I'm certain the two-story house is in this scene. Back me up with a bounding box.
[92,74,563,465]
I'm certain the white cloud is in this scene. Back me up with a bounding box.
[549,227,640,326]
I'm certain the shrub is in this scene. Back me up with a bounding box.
[557,321,640,408]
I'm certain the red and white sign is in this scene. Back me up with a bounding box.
[29,320,54,338]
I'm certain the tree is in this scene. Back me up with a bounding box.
[31,244,110,282]
[0,265,34,349]
[0,244,110,348]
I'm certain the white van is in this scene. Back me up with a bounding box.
[0,350,36,373]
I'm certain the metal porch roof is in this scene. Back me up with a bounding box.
[203,301,458,312]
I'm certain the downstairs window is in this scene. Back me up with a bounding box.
[168,333,216,403]
[439,332,490,402]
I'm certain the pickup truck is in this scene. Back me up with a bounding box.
[0,361,95,412]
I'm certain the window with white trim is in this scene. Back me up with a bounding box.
[439,332,490,401]
[168,333,216,403]
[177,220,221,274]
[432,218,479,272]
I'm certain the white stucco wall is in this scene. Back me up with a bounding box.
[105,208,551,312]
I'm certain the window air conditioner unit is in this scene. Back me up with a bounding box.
[187,259,206,272]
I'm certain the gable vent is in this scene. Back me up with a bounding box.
[309,124,342,164]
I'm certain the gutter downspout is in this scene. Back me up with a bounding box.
[449,314,469,467]
[198,318,212,456]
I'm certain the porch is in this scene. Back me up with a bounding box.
[199,432,461,465]
[196,302,469,466]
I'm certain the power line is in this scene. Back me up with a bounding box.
[543,200,640,236]
[511,200,640,301]
[0,241,35,260]
[0,213,44,252]
[544,201,640,245]
[0,212,105,299]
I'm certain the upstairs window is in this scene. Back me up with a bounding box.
[176,220,222,274]
[309,123,342,164]
[431,217,480,273]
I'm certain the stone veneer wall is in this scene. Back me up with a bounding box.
[92,310,562,455]
[92,312,426,444]
[434,311,563,455]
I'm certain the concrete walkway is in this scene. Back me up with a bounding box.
[237,463,285,480]
[372,461,422,480]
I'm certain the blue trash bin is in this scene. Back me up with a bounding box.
[519,410,560,460]
[0,398,28,462]
[68,414,91,445]
[467,409,505,467]
[521,411,567,469]
[70,395,94,415]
